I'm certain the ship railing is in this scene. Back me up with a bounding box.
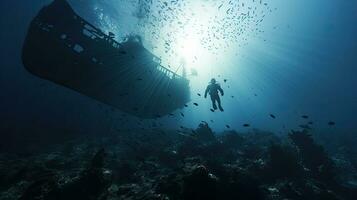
[152,56,174,79]
[156,63,185,80]
[76,12,186,81]
[103,35,121,49]
[79,16,122,49]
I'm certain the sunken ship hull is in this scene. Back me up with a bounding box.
[22,0,190,118]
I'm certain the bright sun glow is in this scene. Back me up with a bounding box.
[177,36,201,64]
[142,0,268,78]
[169,2,219,73]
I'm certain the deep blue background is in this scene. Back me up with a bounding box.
[0,0,356,141]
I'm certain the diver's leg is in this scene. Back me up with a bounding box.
[217,96,224,111]
[211,96,217,110]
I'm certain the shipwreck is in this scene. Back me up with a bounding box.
[22,0,190,118]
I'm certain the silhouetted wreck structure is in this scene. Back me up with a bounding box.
[22,0,190,118]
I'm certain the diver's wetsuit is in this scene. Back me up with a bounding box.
[205,83,224,111]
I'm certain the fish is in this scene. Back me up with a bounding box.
[270,114,276,119]
[197,93,201,96]
[243,124,250,127]
[210,109,215,112]
[301,115,309,119]
[224,79,227,83]
[193,103,199,106]
[299,124,311,130]
[226,125,230,128]
[328,121,335,126]
[180,112,185,117]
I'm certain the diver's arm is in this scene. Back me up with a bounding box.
[218,85,224,96]
[204,86,209,98]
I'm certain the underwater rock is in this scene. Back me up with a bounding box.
[215,163,264,200]
[0,163,28,191]
[1,124,357,200]
[193,122,216,142]
[219,131,244,149]
[289,130,336,181]
[90,148,106,169]
[156,149,181,168]
[157,162,219,200]
[182,165,217,200]
[242,130,281,156]
[19,177,58,200]
[52,149,112,200]
[156,173,182,199]
[17,148,112,200]
[265,144,302,180]
[112,161,138,184]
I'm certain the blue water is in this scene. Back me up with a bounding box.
[1,0,356,135]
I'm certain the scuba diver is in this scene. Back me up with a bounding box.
[204,78,224,111]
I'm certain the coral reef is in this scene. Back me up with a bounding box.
[0,123,356,200]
